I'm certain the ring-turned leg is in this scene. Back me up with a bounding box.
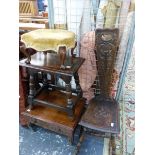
[27,71,35,110]
[42,72,48,89]
[34,72,40,90]
[63,76,74,117]
[74,72,82,98]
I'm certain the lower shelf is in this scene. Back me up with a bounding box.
[22,98,85,143]
[33,89,79,116]
[34,89,78,108]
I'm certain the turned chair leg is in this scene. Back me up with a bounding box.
[75,127,85,155]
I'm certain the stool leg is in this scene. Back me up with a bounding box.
[43,51,47,55]
[71,42,77,58]
[58,46,66,69]
[20,43,31,64]
[71,42,77,65]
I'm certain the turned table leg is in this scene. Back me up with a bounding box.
[74,72,82,98]
[58,46,66,69]
[27,71,35,110]
[34,73,40,90]
[63,76,74,117]
[42,72,48,89]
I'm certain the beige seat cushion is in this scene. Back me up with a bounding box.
[21,29,76,52]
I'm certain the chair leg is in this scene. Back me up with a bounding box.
[110,135,116,155]
[74,127,85,155]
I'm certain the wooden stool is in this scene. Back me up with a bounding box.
[20,29,76,69]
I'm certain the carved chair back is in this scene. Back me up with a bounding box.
[95,29,119,99]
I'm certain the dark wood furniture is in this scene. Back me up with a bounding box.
[76,29,120,155]
[19,66,29,125]
[80,98,119,134]
[19,52,85,118]
[22,98,85,143]
[19,30,37,126]
[19,49,85,143]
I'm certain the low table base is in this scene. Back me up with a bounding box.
[22,98,85,144]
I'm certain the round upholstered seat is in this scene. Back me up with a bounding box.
[21,29,76,52]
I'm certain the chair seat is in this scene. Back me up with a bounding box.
[79,95,120,134]
[21,29,76,52]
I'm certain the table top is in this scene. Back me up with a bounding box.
[21,29,76,52]
[19,52,85,76]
